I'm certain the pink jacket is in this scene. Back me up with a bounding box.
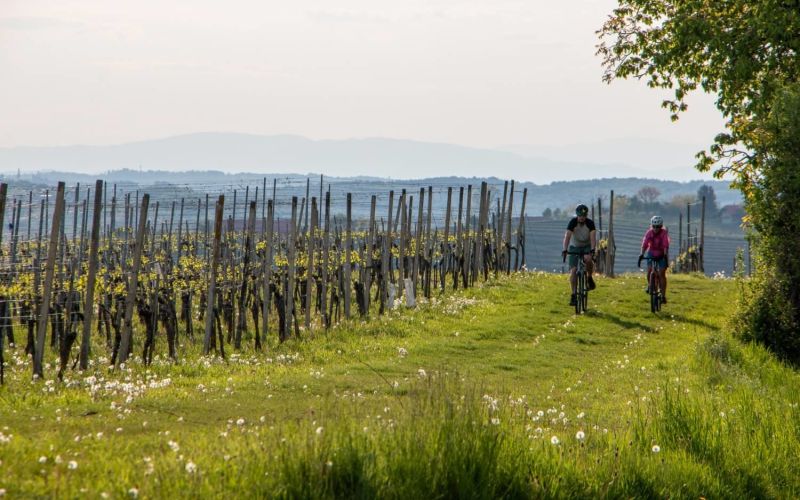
[642,228,670,258]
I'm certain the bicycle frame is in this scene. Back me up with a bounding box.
[567,250,591,314]
[644,256,663,312]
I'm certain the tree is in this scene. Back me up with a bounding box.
[542,208,553,218]
[598,1,800,361]
[668,194,695,212]
[697,184,719,216]
[636,186,661,205]
[597,0,800,186]
[725,86,800,361]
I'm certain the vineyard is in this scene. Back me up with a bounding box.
[0,178,542,382]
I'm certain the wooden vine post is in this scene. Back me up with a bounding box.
[79,180,104,370]
[203,195,225,355]
[34,182,65,378]
[117,193,150,366]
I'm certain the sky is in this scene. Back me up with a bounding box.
[0,0,725,154]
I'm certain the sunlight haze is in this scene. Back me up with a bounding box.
[1,0,726,178]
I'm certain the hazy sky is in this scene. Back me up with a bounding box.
[0,0,725,150]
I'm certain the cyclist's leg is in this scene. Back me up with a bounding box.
[648,262,654,290]
[584,253,594,276]
[568,265,578,305]
[643,251,651,292]
[568,246,579,305]
[659,259,668,301]
[568,246,580,294]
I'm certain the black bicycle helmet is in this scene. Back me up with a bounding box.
[575,204,589,217]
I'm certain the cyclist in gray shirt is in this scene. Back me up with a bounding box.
[561,204,597,306]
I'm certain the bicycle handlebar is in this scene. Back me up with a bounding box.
[638,254,669,269]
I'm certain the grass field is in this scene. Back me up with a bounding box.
[1,272,799,498]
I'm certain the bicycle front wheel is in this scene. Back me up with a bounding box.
[582,286,588,312]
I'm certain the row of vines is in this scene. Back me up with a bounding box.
[0,179,529,383]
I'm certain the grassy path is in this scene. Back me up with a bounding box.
[2,272,798,498]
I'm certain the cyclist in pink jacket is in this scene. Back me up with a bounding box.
[639,215,670,303]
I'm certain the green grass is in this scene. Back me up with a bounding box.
[1,272,799,498]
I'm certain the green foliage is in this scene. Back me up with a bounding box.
[598,0,800,186]
[729,84,800,362]
[697,184,719,214]
[599,1,800,360]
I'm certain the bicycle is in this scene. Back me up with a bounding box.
[565,250,592,314]
[638,255,663,313]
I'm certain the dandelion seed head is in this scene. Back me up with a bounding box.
[652,445,661,453]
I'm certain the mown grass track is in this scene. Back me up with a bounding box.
[1,272,798,498]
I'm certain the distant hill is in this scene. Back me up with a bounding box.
[0,132,718,184]
[498,137,709,174]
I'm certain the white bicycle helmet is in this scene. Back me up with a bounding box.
[650,215,663,227]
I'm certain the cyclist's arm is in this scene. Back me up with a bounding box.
[562,230,572,252]
[640,231,650,256]
[590,230,597,251]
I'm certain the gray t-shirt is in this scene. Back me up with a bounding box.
[567,217,596,247]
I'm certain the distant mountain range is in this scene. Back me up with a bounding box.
[0,132,719,184]
[497,138,710,177]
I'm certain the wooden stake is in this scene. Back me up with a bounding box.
[203,195,225,354]
[79,180,104,370]
[285,197,298,340]
[321,192,330,327]
[33,182,65,378]
[117,193,150,366]
[413,188,424,294]
[261,199,274,346]
[442,187,452,291]
[344,193,352,319]
[505,180,515,275]
[305,197,317,329]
